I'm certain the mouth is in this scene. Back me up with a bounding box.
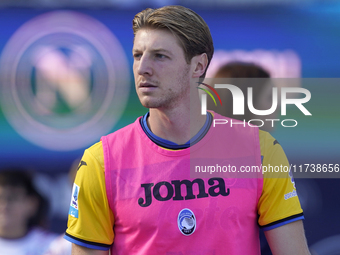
[139,82,157,88]
[138,82,158,93]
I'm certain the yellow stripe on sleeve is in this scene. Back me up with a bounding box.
[258,130,303,228]
[66,141,114,246]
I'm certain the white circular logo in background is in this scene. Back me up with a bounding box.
[178,208,196,236]
[0,11,130,151]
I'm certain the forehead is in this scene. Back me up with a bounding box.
[133,28,183,52]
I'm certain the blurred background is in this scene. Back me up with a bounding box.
[0,0,339,254]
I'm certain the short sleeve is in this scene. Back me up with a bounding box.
[64,141,114,250]
[257,130,304,231]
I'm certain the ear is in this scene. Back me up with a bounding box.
[191,53,208,78]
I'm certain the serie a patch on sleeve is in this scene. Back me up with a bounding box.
[69,183,80,218]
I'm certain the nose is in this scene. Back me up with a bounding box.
[136,54,153,76]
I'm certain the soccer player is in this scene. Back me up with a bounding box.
[0,169,58,255]
[206,62,279,132]
[64,6,310,255]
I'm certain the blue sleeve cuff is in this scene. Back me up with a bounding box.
[261,213,304,231]
[64,233,111,251]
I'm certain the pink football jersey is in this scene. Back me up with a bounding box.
[101,112,263,255]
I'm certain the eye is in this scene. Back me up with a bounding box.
[133,53,142,60]
[155,53,166,59]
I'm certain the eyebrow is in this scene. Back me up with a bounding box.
[133,48,173,56]
[152,49,173,56]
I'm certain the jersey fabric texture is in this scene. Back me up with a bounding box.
[65,112,303,254]
[0,228,58,255]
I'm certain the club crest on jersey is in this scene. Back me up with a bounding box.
[178,208,196,236]
[69,183,80,218]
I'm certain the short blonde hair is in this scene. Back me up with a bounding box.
[132,5,214,78]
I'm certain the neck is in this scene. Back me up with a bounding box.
[147,101,206,145]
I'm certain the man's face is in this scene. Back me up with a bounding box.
[133,29,192,109]
[0,186,37,235]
